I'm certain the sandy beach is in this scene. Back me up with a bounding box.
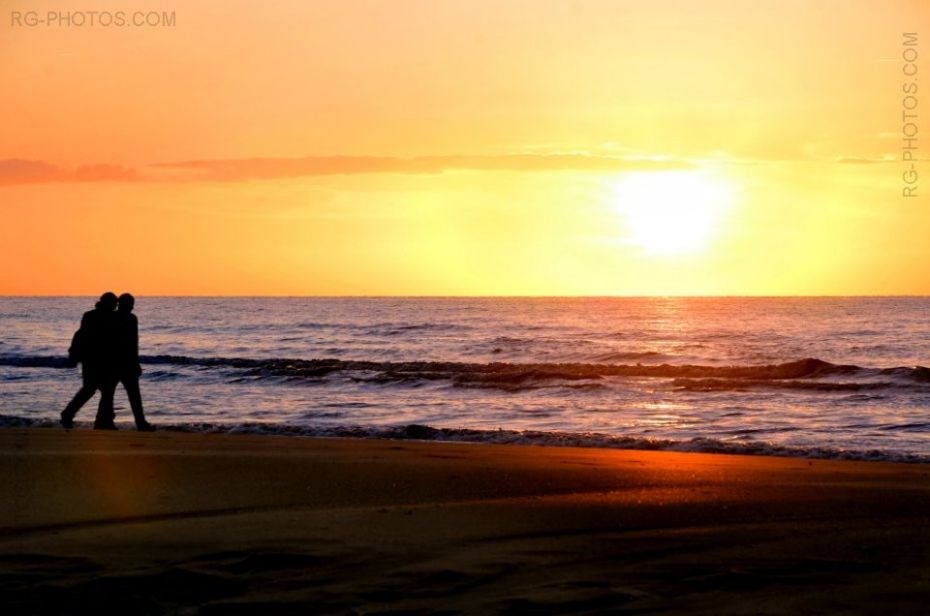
[2,428,930,614]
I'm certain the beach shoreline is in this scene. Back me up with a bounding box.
[5,416,928,465]
[3,427,930,613]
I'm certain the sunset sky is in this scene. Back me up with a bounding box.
[1,0,927,295]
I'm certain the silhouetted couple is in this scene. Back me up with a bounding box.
[61,292,155,431]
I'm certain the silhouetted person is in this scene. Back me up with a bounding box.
[61,292,120,429]
[115,293,155,431]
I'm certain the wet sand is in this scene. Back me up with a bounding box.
[2,427,930,614]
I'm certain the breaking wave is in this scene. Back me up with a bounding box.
[2,354,929,392]
[2,414,928,464]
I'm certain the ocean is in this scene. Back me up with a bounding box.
[1,297,929,461]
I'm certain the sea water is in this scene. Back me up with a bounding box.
[2,297,929,461]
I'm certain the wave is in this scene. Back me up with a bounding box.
[590,350,668,362]
[291,321,474,335]
[2,354,928,392]
[2,415,928,464]
[881,365,930,382]
[0,355,70,368]
[672,378,897,392]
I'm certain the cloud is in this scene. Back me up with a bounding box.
[8,153,920,186]
[149,154,694,181]
[0,159,138,185]
[834,156,895,164]
[0,159,60,184]
[0,154,693,185]
[70,164,139,182]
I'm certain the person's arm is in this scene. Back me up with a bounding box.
[67,329,83,367]
[69,312,92,366]
[131,314,141,375]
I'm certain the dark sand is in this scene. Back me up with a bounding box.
[2,428,930,614]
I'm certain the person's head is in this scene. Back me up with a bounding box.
[95,292,118,312]
[118,293,135,313]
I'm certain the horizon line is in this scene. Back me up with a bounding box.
[3,294,930,299]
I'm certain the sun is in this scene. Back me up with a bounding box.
[611,170,735,256]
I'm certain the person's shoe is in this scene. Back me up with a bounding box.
[93,423,118,431]
[60,414,74,429]
[137,422,156,432]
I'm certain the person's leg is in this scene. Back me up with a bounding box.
[94,379,117,429]
[61,370,99,427]
[61,385,95,427]
[122,376,152,429]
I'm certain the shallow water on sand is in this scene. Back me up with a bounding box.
[2,297,929,460]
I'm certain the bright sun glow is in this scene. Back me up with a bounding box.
[612,170,736,257]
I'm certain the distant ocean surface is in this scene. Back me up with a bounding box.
[2,297,930,461]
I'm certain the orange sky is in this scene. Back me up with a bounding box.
[1,0,927,295]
